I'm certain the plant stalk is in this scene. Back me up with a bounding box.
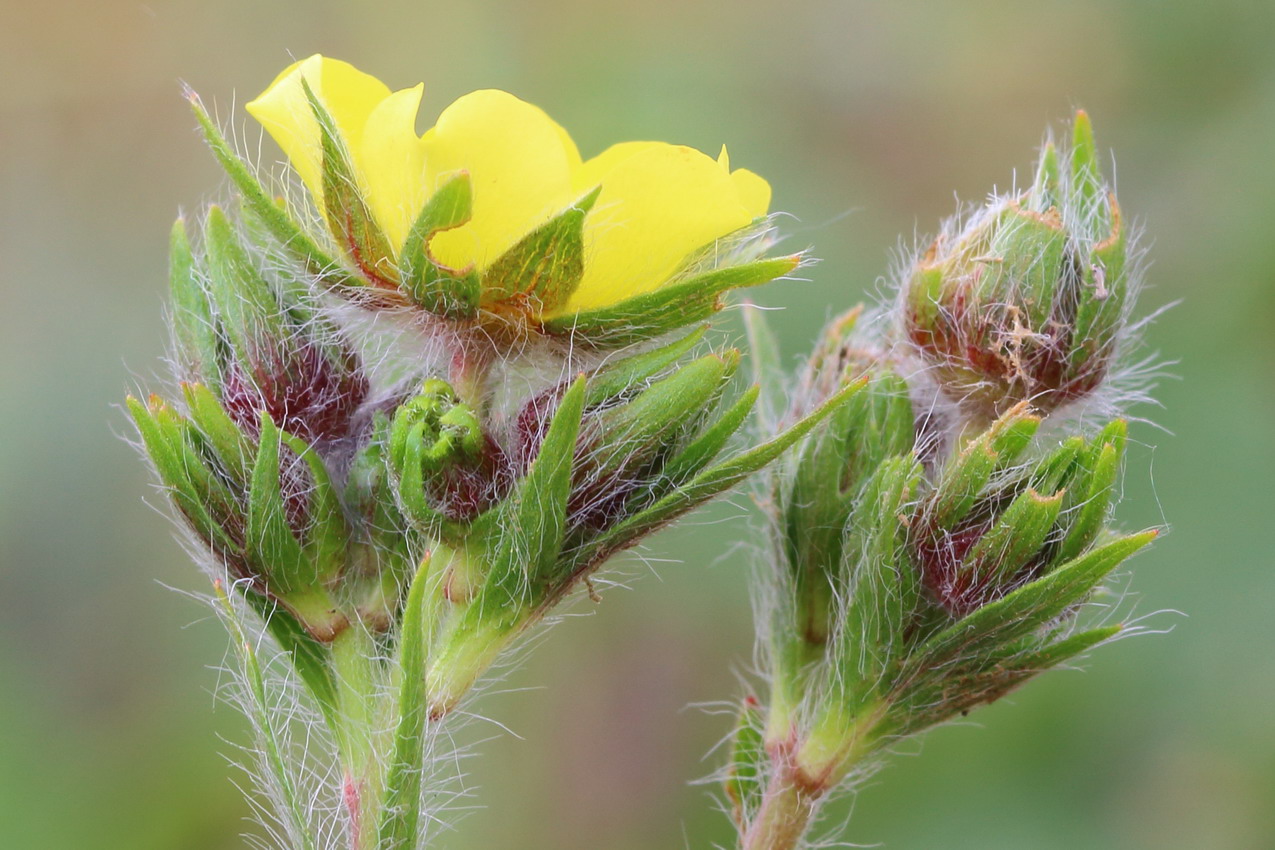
[740,773,822,850]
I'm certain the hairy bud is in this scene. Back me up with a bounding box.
[904,111,1133,420]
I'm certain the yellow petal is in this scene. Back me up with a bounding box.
[246,55,390,210]
[360,84,427,250]
[562,144,762,313]
[731,168,772,219]
[574,141,664,192]
[423,90,578,270]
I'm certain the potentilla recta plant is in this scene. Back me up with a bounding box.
[128,55,1165,850]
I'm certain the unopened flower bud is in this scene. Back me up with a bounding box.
[913,404,1131,616]
[904,111,1132,420]
[170,210,370,444]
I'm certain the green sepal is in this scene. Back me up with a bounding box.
[831,455,923,710]
[246,413,312,591]
[1057,421,1126,562]
[930,405,1040,528]
[168,219,223,387]
[586,351,737,485]
[906,264,947,332]
[386,381,484,540]
[203,206,291,359]
[1071,197,1127,369]
[1008,623,1123,674]
[399,172,481,317]
[275,428,349,584]
[377,552,435,849]
[302,80,397,286]
[981,205,1067,328]
[724,697,767,827]
[424,379,586,715]
[655,385,758,490]
[181,382,256,485]
[482,187,601,313]
[572,379,866,574]
[1027,142,1061,212]
[742,304,785,433]
[392,421,451,538]
[541,254,802,348]
[479,376,585,598]
[1070,110,1103,217]
[961,488,1064,586]
[781,370,915,645]
[1030,435,1086,497]
[188,94,362,294]
[128,395,239,553]
[903,530,1155,672]
[584,326,706,408]
[889,623,1124,738]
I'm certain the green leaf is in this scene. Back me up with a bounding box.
[541,254,801,347]
[377,553,434,850]
[482,187,601,313]
[188,93,362,293]
[398,172,480,317]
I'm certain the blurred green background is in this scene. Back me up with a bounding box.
[2,0,1272,847]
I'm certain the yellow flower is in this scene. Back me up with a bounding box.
[246,55,793,341]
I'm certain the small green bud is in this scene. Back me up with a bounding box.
[904,111,1132,420]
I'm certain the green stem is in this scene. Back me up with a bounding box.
[331,625,382,850]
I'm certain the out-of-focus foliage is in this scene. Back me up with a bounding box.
[1,1,1271,848]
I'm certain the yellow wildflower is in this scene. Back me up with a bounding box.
[246,55,794,342]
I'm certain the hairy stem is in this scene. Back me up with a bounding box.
[332,625,382,850]
[741,773,822,850]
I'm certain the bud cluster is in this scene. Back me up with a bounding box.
[727,113,1157,850]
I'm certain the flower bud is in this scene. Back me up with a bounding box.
[170,210,370,444]
[912,405,1131,617]
[387,378,499,529]
[904,112,1131,419]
